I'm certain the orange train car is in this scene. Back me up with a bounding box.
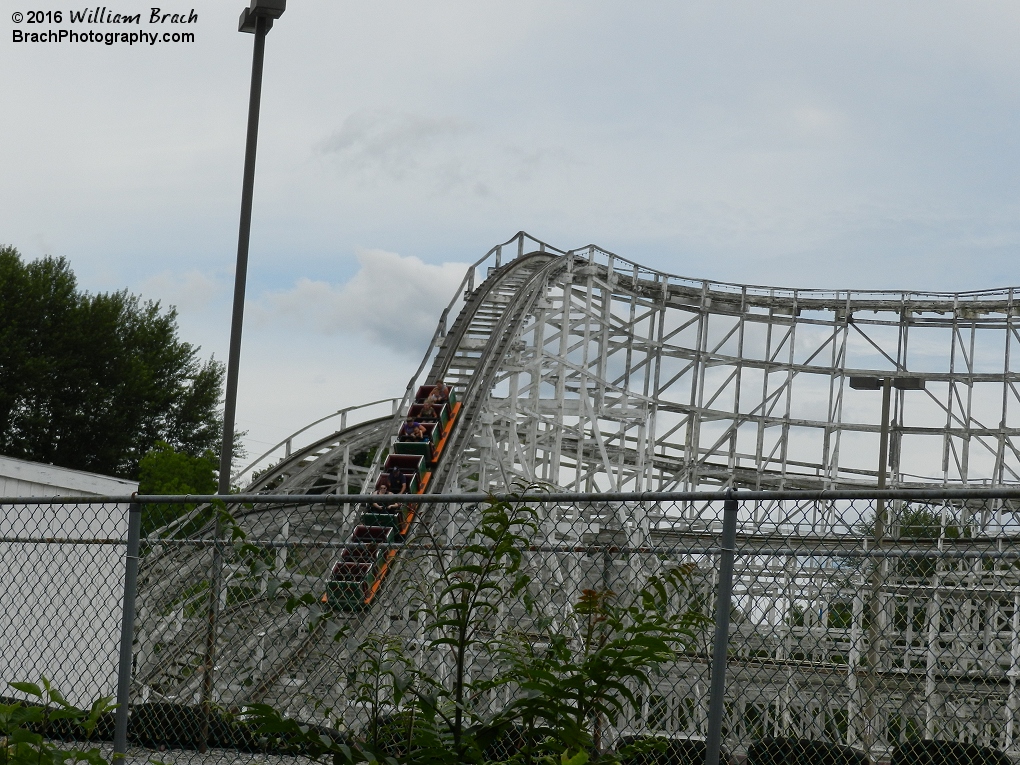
[324,385,460,611]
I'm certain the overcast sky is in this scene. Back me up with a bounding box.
[3,1,1020,464]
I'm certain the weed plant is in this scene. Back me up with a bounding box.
[249,489,709,764]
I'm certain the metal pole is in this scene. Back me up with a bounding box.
[876,377,892,508]
[862,377,893,754]
[219,13,267,497]
[199,13,269,751]
[113,499,142,760]
[704,492,738,765]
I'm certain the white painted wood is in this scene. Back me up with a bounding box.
[0,455,136,498]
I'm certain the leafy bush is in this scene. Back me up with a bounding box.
[746,737,867,765]
[615,736,735,765]
[247,488,709,765]
[129,703,233,750]
[890,739,1011,765]
[0,679,114,765]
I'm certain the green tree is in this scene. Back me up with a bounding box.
[0,245,224,479]
[138,441,218,535]
[856,503,963,580]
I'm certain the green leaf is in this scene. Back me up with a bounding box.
[9,682,42,698]
[562,749,590,765]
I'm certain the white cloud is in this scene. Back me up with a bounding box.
[251,249,469,355]
[316,110,469,182]
[791,106,842,138]
[140,270,223,313]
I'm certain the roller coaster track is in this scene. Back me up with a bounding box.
[136,231,1020,711]
[134,240,566,707]
[234,251,568,707]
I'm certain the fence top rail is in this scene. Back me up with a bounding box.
[4,486,1020,505]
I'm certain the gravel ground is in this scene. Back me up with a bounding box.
[95,745,316,765]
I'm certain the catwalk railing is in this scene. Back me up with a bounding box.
[4,487,1020,765]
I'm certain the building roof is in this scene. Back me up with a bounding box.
[0,455,137,497]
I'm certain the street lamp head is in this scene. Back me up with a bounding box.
[849,376,882,390]
[250,0,286,18]
[849,375,926,391]
[239,0,285,33]
[893,377,925,391]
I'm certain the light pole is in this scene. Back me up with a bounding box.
[200,0,286,751]
[848,376,925,493]
[219,0,286,495]
[848,374,924,756]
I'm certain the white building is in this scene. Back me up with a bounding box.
[0,456,136,705]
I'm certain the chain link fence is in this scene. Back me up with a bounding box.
[5,489,1020,765]
[0,499,129,707]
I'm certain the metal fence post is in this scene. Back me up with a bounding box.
[705,491,738,765]
[113,499,142,759]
